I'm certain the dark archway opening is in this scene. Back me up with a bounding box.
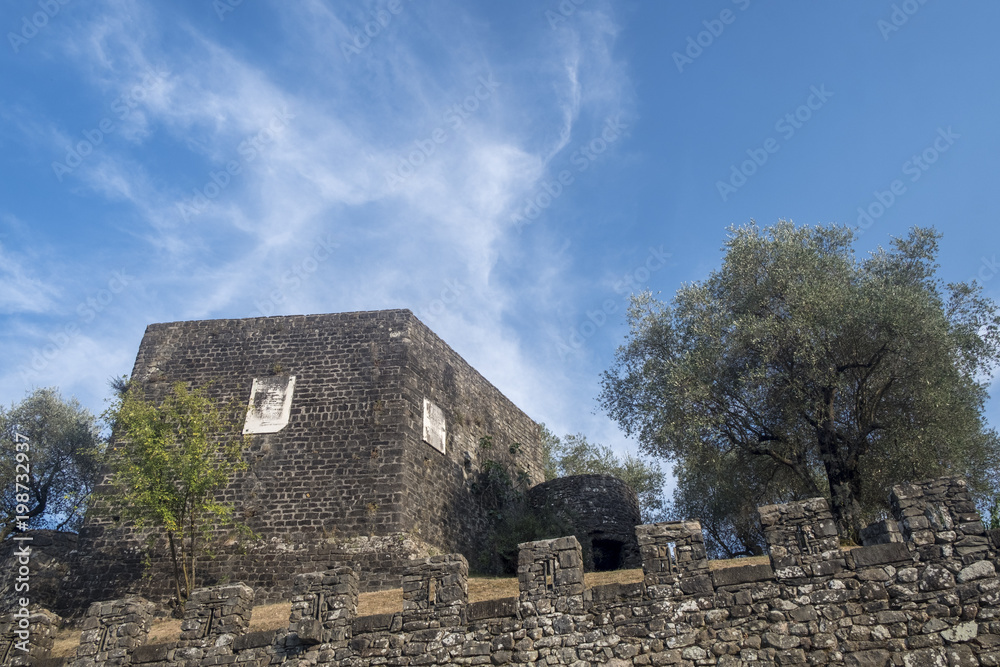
[591,538,624,571]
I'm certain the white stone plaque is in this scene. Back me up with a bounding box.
[422,398,446,454]
[243,376,296,434]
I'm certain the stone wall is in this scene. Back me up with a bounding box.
[859,518,904,546]
[528,474,642,571]
[57,310,541,616]
[0,609,59,666]
[397,311,543,559]
[72,598,154,667]
[25,475,1000,666]
[59,529,440,617]
[0,531,76,614]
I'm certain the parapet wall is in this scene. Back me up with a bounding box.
[16,476,1000,666]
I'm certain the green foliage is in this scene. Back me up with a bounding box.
[668,448,787,558]
[541,425,667,523]
[988,500,1000,532]
[472,435,569,575]
[0,388,102,541]
[101,380,249,605]
[472,436,531,517]
[481,508,573,575]
[540,428,559,482]
[601,222,1000,546]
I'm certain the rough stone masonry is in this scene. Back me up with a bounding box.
[58,309,546,614]
[13,474,1000,666]
[12,310,642,619]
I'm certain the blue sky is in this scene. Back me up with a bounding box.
[3,1,1000,498]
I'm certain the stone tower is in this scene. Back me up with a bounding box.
[58,309,541,613]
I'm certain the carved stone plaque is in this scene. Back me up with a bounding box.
[243,376,296,434]
[422,398,446,454]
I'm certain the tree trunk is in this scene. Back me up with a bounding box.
[823,450,863,541]
[179,525,191,601]
[167,532,184,610]
[1,486,50,542]
[816,387,863,541]
[189,511,196,599]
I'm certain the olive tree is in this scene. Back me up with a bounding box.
[600,222,1000,540]
[0,388,101,541]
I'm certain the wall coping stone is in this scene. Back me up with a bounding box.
[849,541,914,568]
[352,612,397,634]
[466,597,518,621]
[710,562,775,588]
[587,581,645,603]
[232,629,279,651]
[130,643,173,662]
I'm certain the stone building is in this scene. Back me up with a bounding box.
[58,309,545,613]
[527,474,642,571]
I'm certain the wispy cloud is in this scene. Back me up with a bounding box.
[0,0,635,450]
[0,241,59,314]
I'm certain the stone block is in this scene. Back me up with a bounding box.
[181,583,254,643]
[0,608,61,666]
[891,477,986,547]
[849,542,912,568]
[71,597,154,667]
[517,536,585,615]
[289,566,358,645]
[402,553,468,627]
[758,496,843,577]
[637,520,709,588]
[712,562,775,588]
[859,518,904,546]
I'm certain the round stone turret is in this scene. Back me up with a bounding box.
[527,474,642,571]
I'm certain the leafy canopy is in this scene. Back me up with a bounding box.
[472,435,571,575]
[600,222,1000,542]
[0,388,101,540]
[101,381,248,604]
[541,426,667,523]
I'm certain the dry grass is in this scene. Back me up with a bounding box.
[251,601,292,631]
[50,602,293,658]
[708,555,770,570]
[49,558,781,658]
[146,617,182,645]
[50,633,81,659]
[358,586,404,616]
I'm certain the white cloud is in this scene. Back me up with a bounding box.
[5,0,638,461]
[0,243,60,315]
